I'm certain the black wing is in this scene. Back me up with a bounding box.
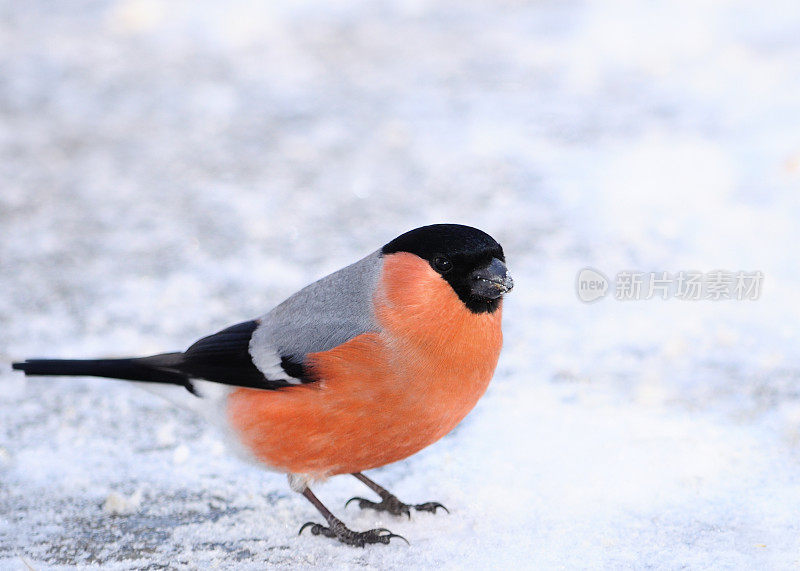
[175,320,303,391]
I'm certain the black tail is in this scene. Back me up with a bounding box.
[11,354,199,395]
[11,320,283,394]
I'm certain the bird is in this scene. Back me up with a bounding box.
[12,223,513,547]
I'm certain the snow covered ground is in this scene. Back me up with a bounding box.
[2,0,800,568]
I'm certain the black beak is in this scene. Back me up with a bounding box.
[470,258,514,300]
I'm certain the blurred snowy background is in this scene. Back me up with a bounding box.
[2,0,800,568]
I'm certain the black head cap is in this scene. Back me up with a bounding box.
[381,224,512,314]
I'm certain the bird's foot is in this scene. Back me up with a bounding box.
[299,520,408,547]
[346,494,449,518]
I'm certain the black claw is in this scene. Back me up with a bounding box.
[345,496,370,509]
[387,533,410,546]
[347,495,410,517]
[298,521,321,536]
[298,520,407,547]
[347,494,447,518]
[415,502,449,514]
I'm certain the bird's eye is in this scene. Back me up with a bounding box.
[433,256,453,273]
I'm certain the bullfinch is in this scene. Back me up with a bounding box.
[12,223,514,547]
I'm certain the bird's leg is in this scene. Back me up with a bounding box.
[346,472,449,517]
[298,486,407,547]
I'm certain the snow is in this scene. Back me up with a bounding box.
[103,491,143,516]
[1,0,800,568]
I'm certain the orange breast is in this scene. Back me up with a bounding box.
[226,253,503,478]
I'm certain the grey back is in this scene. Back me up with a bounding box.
[250,250,384,372]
